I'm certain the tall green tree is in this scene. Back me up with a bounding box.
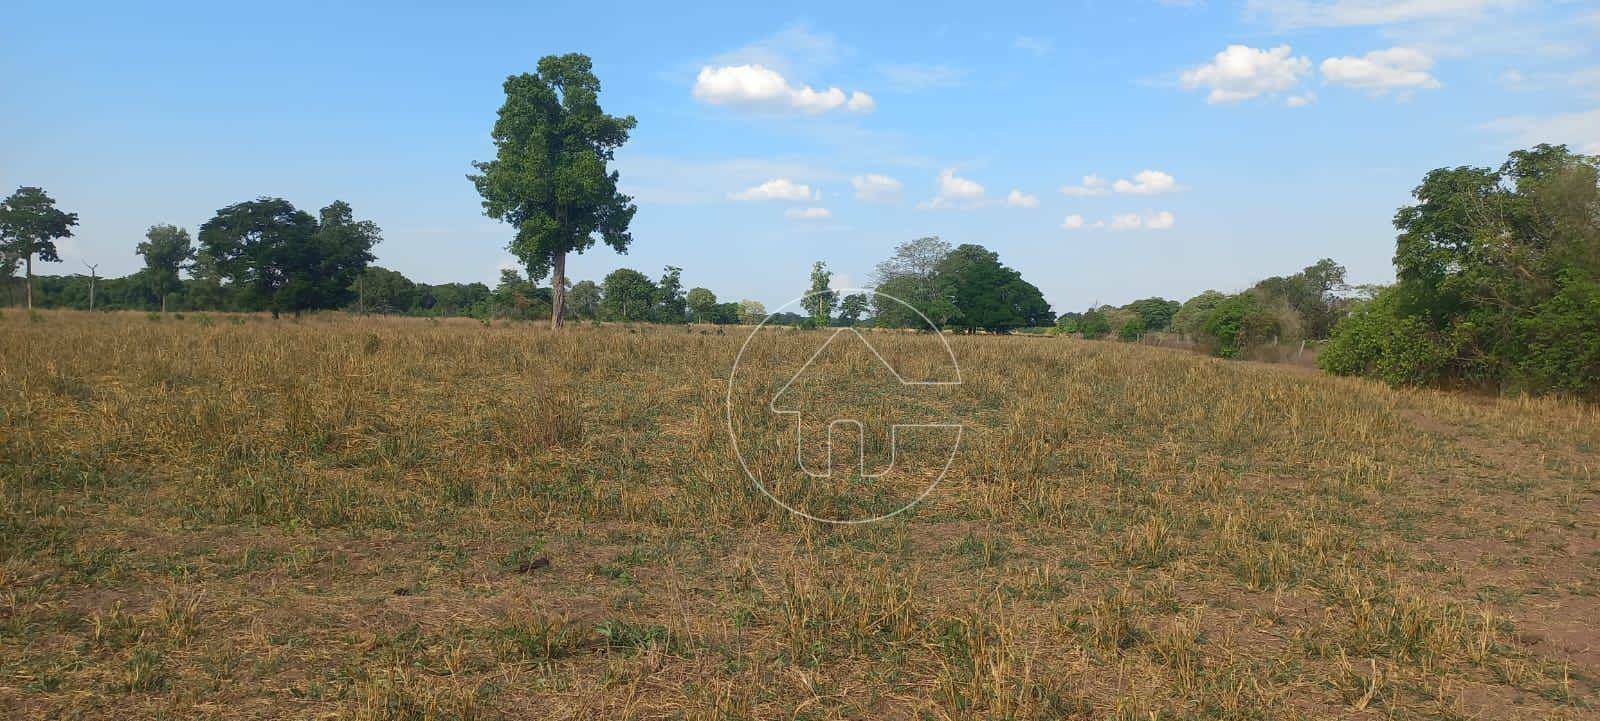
[353,266,417,314]
[871,236,955,328]
[197,198,379,317]
[469,53,637,329]
[654,265,686,323]
[600,268,656,321]
[686,287,718,323]
[136,224,194,312]
[1323,144,1600,396]
[0,186,78,309]
[802,261,836,327]
[936,244,1053,333]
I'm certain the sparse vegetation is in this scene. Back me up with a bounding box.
[2,310,1597,719]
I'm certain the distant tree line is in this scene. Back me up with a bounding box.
[6,142,1594,398]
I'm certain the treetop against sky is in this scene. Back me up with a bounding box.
[1,0,1595,310]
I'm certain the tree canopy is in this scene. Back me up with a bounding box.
[0,186,78,308]
[136,224,194,311]
[937,244,1054,333]
[600,268,656,321]
[1322,144,1600,396]
[197,198,379,317]
[469,53,636,328]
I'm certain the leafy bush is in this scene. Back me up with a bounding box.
[1322,144,1600,398]
[1198,293,1281,359]
[1319,287,1454,386]
[1510,271,1600,395]
[1079,310,1111,340]
[1117,316,1147,342]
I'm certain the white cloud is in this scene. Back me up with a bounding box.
[1247,0,1518,29]
[729,178,813,201]
[1321,47,1441,96]
[784,207,833,220]
[1482,108,1600,154]
[829,273,856,291]
[1060,174,1108,197]
[1181,44,1311,103]
[693,64,874,115]
[1063,211,1176,231]
[1286,91,1318,107]
[851,173,903,202]
[1013,35,1053,55]
[1112,170,1180,195]
[918,168,987,209]
[1109,213,1145,231]
[1005,189,1039,208]
[878,63,968,90]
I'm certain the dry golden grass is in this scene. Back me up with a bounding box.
[2,309,1598,719]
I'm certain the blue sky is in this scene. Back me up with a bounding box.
[3,0,1597,311]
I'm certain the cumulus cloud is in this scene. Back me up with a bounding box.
[784,207,833,220]
[1286,91,1318,107]
[1321,47,1441,96]
[1005,189,1039,208]
[851,173,903,202]
[1247,0,1518,29]
[1060,174,1108,197]
[1062,214,1088,230]
[693,64,874,114]
[1181,44,1311,103]
[918,168,986,209]
[729,178,813,201]
[1113,170,1180,195]
[1145,211,1176,230]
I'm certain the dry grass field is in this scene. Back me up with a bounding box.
[3,309,1599,720]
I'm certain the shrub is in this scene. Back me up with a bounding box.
[1079,310,1111,340]
[1118,316,1147,342]
[1198,293,1280,359]
[1510,271,1600,396]
[1319,287,1454,386]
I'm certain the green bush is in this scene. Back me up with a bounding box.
[1510,271,1600,396]
[1079,310,1111,340]
[1198,293,1279,359]
[1319,288,1454,386]
[1322,144,1600,397]
[1117,316,1147,342]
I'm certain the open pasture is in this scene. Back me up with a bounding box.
[2,311,1599,719]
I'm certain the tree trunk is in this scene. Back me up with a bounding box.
[24,254,32,310]
[550,250,567,329]
[161,294,167,313]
